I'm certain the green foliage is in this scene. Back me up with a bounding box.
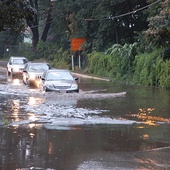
[36,41,56,60]
[0,0,36,32]
[88,52,111,77]
[0,0,160,54]
[87,45,170,88]
[157,59,170,88]
[133,49,159,86]
[87,43,137,80]
[106,43,137,80]
[50,0,149,53]
[52,49,70,69]
[133,49,170,88]
[36,41,70,69]
[144,0,170,47]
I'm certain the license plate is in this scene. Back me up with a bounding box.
[60,90,66,93]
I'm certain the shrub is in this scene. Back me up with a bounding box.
[133,48,170,88]
[86,44,170,88]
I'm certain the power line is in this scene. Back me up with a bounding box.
[82,0,161,21]
[28,0,161,29]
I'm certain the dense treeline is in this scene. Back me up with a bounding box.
[0,0,170,88]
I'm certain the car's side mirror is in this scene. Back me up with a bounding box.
[74,77,78,81]
[48,64,52,69]
[24,60,28,64]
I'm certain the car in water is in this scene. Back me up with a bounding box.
[22,62,52,87]
[40,69,79,93]
[7,56,28,77]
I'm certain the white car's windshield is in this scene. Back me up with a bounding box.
[46,71,73,81]
[13,59,25,64]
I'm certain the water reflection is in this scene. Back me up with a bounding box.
[126,107,170,125]
[0,124,170,169]
[28,113,36,122]
[4,98,41,126]
[12,79,21,86]
[7,77,23,86]
[142,134,149,140]
[6,99,20,123]
[28,97,44,106]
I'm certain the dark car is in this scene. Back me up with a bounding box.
[7,56,28,77]
[40,69,79,93]
[23,62,52,87]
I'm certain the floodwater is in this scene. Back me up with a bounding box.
[0,68,170,169]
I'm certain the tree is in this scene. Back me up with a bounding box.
[0,0,157,55]
[26,0,53,50]
[0,0,36,58]
[0,0,35,32]
[71,0,148,52]
[144,0,170,47]
[48,0,149,53]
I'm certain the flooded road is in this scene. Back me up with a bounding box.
[0,67,170,169]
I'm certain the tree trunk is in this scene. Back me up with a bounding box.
[41,4,53,42]
[26,0,39,50]
[31,27,39,51]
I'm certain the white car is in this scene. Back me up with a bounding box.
[7,56,28,77]
[23,62,52,87]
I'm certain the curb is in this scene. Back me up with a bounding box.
[72,72,110,81]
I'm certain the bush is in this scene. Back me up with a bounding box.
[87,52,111,77]
[35,41,71,69]
[133,49,170,88]
[87,43,137,80]
[86,44,170,88]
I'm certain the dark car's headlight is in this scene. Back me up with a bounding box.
[71,84,78,89]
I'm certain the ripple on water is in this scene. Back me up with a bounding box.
[0,83,131,128]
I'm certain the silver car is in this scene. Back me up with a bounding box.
[40,69,79,93]
[7,56,28,77]
[23,62,52,87]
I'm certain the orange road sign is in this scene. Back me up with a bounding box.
[71,38,86,51]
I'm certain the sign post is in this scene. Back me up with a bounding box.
[79,54,81,69]
[72,55,74,71]
[71,38,86,70]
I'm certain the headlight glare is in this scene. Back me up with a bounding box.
[29,74,36,80]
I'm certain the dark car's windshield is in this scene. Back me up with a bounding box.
[46,71,74,81]
[29,64,50,72]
